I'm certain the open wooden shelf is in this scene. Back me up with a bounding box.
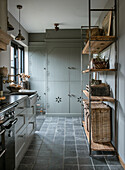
[82,121,115,151]
[83,90,115,102]
[82,68,116,73]
[82,36,116,54]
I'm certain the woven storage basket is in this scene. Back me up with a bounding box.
[92,58,109,69]
[83,100,111,143]
[83,100,102,132]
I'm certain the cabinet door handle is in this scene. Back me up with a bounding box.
[18,114,24,117]
[0,149,6,158]
[18,134,25,138]
[0,129,6,135]
[17,107,25,109]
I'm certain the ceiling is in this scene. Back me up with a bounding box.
[8,0,108,33]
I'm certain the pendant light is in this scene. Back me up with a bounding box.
[15,5,25,41]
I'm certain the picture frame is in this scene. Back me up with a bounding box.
[102,11,112,36]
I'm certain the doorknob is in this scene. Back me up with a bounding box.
[68,67,71,69]
[71,67,76,69]
[68,94,71,97]
[71,94,75,97]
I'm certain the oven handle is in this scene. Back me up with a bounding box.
[5,118,18,129]
[0,149,6,158]
[0,129,6,135]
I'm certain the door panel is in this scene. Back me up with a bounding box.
[48,48,69,82]
[47,82,69,113]
[70,82,81,113]
[69,48,81,82]
[47,46,81,114]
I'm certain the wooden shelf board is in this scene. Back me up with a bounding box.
[82,36,116,54]
[83,90,115,102]
[82,121,115,151]
[82,69,116,73]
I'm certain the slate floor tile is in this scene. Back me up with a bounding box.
[64,165,78,170]
[79,166,94,170]
[25,150,38,157]
[78,157,92,165]
[94,166,110,170]
[65,150,77,157]
[32,164,49,170]
[109,165,124,170]
[20,156,36,165]
[105,156,121,165]
[17,164,33,170]
[77,145,88,151]
[64,158,77,164]
[92,157,107,166]
[65,141,75,145]
[77,150,89,157]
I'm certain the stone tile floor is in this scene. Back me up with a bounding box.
[18,116,123,170]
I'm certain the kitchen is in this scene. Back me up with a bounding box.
[0,0,125,170]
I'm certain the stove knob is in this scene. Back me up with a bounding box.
[10,111,14,116]
[5,113,11,118]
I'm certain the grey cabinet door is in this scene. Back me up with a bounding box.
[69,47,81,113]
[47,47,81,114]
[47,47,69,113]
[47,82,69,113]
[29,47,47,111]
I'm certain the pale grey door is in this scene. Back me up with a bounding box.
[47,46,81,114]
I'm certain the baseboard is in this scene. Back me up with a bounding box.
[46,113,82,117]
[118,154,125,169]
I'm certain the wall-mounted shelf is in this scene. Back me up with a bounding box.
[82,69,117,73]
[82,36,116,54]
[0,29,12,51]
[83,90,115,102]
[82,121,115,151]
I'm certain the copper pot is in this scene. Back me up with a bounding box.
[0,66,8,77]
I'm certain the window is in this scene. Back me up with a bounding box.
[10,41,25,84]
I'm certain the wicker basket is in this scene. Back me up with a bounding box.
[83,100,111,143]
[92,58,109,69]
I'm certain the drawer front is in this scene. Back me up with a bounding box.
[15,128,27,169]
[27,121,35,136]
[28,94,37,107]
[15,128,26,157]
[27,105,36,121]
[15,111,26,133]
[15,101,26,115]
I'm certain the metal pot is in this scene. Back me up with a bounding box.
[0,67,8,77]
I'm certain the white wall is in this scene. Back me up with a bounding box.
[97,0,125,164]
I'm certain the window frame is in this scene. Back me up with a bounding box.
[11,41,25,83]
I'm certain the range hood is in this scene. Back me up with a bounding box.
[0,29,12,51]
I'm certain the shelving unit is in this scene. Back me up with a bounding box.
[82,68,116,73]
[82,36,116,54]
[83,90,115,102]
[81,0,118,156]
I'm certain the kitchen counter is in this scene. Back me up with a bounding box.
[0,95,28,112]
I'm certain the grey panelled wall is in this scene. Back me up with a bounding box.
[28,44,47,112]
[96,0,125,164]
[28,29,88,114]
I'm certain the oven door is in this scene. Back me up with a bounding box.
[0,128,6,170]
[4,118,17,170]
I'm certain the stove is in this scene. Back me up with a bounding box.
[0,102,18,170]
